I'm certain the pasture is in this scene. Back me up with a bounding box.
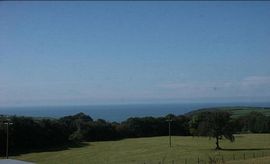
[12,134,270,164]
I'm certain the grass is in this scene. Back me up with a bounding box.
[186,106,270,118]
[230,108,270,118]
[11,134,270,164]
[227,156,270,164]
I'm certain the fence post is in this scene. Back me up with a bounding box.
[253,152,255,158]
[233,154,235,160]
[197,157,199,164]
[262,152,264,157]
[243,153,245,160]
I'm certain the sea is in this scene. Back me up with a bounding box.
[0,102,270,122]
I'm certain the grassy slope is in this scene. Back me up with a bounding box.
[185,106,270,118]
[230,108,270,118]
[12,134,270,164]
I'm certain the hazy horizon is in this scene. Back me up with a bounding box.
[1,1,270,107]
[1,99,270,109]
[1,102,270,121]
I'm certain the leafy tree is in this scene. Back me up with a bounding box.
[246,112,269,133]
[210,111,235,150]
[192,111,235,150]
[234,112,270,133]
[59,112,93,142]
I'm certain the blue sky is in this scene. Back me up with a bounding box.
[1,1,270,106]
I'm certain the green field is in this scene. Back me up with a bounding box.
[11,134,270,164]
[186,106,270,118]
[230,108,270,118]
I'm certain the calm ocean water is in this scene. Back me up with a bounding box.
[0,102,270,122]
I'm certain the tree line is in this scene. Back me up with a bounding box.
[0,110,269,155]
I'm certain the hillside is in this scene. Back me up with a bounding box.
[12,134,270,164]
[185,106,270,118]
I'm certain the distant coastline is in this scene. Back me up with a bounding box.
[1,102,270,121]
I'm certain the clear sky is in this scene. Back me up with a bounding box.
[1,1,270,107]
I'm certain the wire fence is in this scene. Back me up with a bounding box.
[140,151,270,164]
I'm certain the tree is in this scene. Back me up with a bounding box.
[193,111,235,150]
[59,112,93,142]
[234,112,270,133]
[246,112,269,133]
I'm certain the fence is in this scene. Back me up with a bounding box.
[141,151,270,164]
